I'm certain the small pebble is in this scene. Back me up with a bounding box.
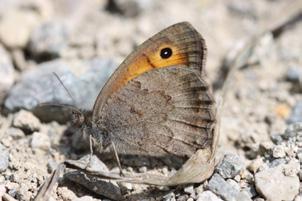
[0,143,9,172]
[207,173,251,201]
[272,145,286,158]
[195,184,204,195]
[176,195,188,201]
[271,134,283,145]
[284,123,302,139]
[253,198,265,201]
[248,158,264,173]
[284,145,297,158]
[31,132,51,150]
[258,141,274,155]
[184,185,195,198]
[286,66,302,83]
[240,169,253,181]
[5,127,25,139]
[269,158,286,168]
[197,191,223,201]
[73,196,95,201]
[163,192,176,201]
[13,110,41,134]
[216,153,244,179]
[138,166,147,173]
[283,159,300,176]
[287,107,302,128]
[0,45,15,104]
[0,184,5,197]
[242,185,257,198]
[28,21,69,58]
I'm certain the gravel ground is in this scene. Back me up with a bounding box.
[0,0,301,200]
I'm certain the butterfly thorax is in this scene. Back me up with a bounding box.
[71,109,111,151]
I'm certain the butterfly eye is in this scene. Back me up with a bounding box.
[160,47,173,59]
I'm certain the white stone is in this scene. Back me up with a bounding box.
[31,132,50,150]
[0,10,40,48]
[272,145,286,158]
[197,191,223,201]
[13,110,41,133]
[255,164,299,201]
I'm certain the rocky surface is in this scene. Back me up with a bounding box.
[0,0,301,200]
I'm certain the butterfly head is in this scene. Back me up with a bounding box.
[71,109,93,128]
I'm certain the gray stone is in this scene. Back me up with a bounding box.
[28,21,69,58]
[271,134,283,145]
[31,132,51,150]
[197,191,223,201]
[286,66,302,83]
[0,143,9,172]
[12,110,41,134]
[226,179,240,191]
[255,164,300,201]
[0,45,15,104]
[207,174,252,201]
[288,101,302,124]
[105,0,154,17]
[5,58,116,121]
[269,158,286,168]
[283,122,302,139]
[216,153,244,179]
[242,185,257,198]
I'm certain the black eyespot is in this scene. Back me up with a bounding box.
[160,47,172,59]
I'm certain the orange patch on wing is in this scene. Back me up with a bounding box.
[107,43,188,95]
[125,44,187,82]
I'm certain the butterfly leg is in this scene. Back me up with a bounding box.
[88,134,94,163]
[111,142,124,176]
[82,129,94,170]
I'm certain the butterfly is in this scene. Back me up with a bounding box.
[72,21,216,168]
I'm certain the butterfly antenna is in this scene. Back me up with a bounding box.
[52,72,77,105]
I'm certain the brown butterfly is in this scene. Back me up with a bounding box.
[72,21,216,166]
